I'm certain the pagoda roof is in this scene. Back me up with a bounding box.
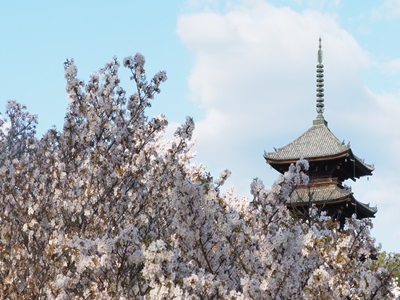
[290,184,352,203]
[264,122,374,175]
[288,185,377,218]
[265,123,348,161]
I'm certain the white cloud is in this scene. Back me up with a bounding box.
[382,58,400,75]
[178,1,370,139]
[345,89,400,164]
[371,0,400,20]
[178,0,400,252]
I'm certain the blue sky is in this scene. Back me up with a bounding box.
[1,0,400,253]
[0,1,197,134]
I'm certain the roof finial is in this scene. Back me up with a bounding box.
[314,37,327,126]
[318,37,323,64]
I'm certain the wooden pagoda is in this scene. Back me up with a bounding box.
[264,38,377,225]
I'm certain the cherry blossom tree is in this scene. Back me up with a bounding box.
[0,54,399,299]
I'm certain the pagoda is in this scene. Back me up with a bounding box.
[264,38,377,226]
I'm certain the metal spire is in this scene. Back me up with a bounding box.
[314,37,327,126]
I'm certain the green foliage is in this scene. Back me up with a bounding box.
[371,252,400,287]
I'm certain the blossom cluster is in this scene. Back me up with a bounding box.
[0,54,399,299]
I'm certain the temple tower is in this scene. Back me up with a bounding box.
[264,38,376,225]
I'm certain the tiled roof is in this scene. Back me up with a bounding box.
[289,185,351,203]
[288,185,377,216]
[265,123,349,161]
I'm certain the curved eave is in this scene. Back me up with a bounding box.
[352,153,374,175]
[264,149,350,165]
[265,148,374,179]
[287,192,377,219]
[354,198,377,218]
